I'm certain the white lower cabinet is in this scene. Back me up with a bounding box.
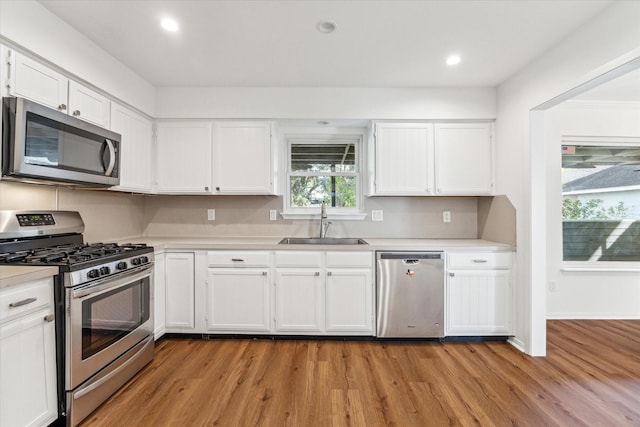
[446,251,513,336]
[205,251,271,333]
[165,252,195,331]
[206,269,271,332]
[153,253,166,339]
[325,268,373,333]
[0,277,57,427]
[274,269,324,333]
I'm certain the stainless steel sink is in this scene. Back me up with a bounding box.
[278,237,368,245]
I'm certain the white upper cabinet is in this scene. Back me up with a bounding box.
[434,123,493,195]
[9,51,68,111]
[9,51,111,127]
[67,80,110,128]
[155,121,213,194]
[371,121,494,196]
[373,123,434,195]
[110,103,153,192]
[213,121,273,194]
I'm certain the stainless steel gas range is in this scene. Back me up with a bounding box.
[0,210,154,426]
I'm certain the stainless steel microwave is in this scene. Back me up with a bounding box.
[2,96,120,187]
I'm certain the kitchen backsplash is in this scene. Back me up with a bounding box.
[0,181,515,242]
[142,195,479,239]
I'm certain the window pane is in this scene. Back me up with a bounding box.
[291,144,356,172]
[290,176,357,208]
[561,144,640,262]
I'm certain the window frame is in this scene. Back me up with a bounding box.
[281,130,367,219]
[560,138,640,270]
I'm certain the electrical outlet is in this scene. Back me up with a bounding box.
[207,209,215,221]
[371,210,383,221]
[269,210,277,221]
[443,211,451,223]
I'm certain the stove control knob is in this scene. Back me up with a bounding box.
[99,266,111,275]
[116,261,127,270]
[132,257,141,266]
[140,256,149,264]
[87,269,100,279]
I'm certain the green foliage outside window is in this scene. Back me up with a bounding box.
[562,198,628,220]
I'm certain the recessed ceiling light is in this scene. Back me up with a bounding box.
[161,18,179,32]
[446,55,461,66]
[317,20,337,34]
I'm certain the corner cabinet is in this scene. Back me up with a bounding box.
[0,277,58,427]
[434,123,493,195]
[371,121,494,196]
[110,103,153,193]
[446,251,513,336]
[155,121,213,194]
[213,121,274,194]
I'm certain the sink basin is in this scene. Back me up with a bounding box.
[278,237,368,245]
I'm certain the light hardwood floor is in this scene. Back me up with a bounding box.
[81,320,640,426]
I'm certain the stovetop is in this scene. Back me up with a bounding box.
[0,242,153,271]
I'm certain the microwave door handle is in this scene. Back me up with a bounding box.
[102,139,116,176]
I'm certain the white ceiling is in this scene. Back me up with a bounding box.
[38,0,613,88]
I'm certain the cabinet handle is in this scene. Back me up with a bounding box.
[9,297,37,308]
[205,186,209,191]
[472,259,488,263]
[216,187,221,191]
[44,314,55,322]
[58,103,67,111]
[262,272,267,276]
[315,272,320,276]
[231,258,244,262]
[449,272,455,277]
[327,272,332,276]
[72,109,81,116]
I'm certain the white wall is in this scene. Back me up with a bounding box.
[155,87,496,119]
[0,0,155,115]
[496,1,640,355]
[545,102,640,319]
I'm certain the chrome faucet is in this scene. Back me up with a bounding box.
[320,201,332,238]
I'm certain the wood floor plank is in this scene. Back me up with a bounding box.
[80,320,640,427]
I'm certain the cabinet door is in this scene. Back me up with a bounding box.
[156,121,212,194]
[0,308,57,427]
[111,103,153,192]
[274,269,323,333]
[206,269,271,332]
[325,269,373,334]
[446,270,511,335]
[165,252,195,330]
[9,51,68,111]
[67,80,110,128]
[153,253,166,339]
[213,121,273,194]
[434,123,493,195]
[374,123,434,195]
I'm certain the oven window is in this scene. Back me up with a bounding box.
[81,278,150,359]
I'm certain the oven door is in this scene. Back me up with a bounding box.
[66,264,152,389]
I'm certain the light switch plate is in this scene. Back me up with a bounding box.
[443,211,451,223]
[269,210,277,221]
[207,209,215,221]
[371,210,383,221]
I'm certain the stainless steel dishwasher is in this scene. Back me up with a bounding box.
[376,251,445,338]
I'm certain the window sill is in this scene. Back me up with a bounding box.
[280,212,368,221]
[561,264,640,273]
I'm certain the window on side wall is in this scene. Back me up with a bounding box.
[284,134,364,218]
[561,142,640,265]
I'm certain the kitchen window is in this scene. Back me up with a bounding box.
[561,141,640,266]
[283,133,365,218]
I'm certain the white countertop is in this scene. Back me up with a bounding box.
[0,265,58,289]
[137,236,514,252]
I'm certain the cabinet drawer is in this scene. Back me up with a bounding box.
[207,251,270,267]
[326,251,373,268]
[447,252,512,269]
[274,251,322,267]
[0,278,52,323]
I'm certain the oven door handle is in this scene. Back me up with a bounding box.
[71,264,153,299]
